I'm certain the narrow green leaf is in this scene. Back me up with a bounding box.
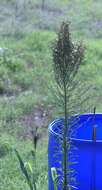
[15,149,33,190]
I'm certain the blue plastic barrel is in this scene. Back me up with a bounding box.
[48,113,102,190]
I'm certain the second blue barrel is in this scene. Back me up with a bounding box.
[48,113,102,190]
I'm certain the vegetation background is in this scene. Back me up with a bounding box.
[0,0,102,189]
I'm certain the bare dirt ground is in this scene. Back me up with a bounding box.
[18,104,53,139]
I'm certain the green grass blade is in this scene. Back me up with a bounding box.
[15,149,33,190]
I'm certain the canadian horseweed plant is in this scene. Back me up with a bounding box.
[52,22,86,190]
[15,22,94,190]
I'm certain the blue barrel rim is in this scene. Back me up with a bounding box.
[48,118,63,138]
[48,113,102,143]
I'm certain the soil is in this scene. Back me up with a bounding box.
[19,104,53,139]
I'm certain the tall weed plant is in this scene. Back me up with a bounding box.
[51,22,95,190]
[16,22,95,190]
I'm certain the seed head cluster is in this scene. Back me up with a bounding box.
[53,22,84,87]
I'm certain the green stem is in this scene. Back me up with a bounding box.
[63,82,68,190]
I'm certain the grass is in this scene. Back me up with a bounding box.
[0,30,102,189]
[0,30,53,190]
[0,0,102,189]
[0,134,48,190]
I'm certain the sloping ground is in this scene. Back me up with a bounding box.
[0,31,54,96]
[0,31,102,123]
[0,0,102,38]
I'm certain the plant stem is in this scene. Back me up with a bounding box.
[63,82,68,190]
